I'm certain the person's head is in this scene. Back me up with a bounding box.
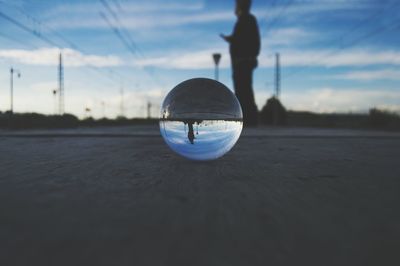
[235,0,252,17]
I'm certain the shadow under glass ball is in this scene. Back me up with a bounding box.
[160,78,243,161]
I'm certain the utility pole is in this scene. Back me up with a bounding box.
[10,67,21,114]
[212,53,221,81]
[53,89,57,115]
[275,53,281,98]
[58,53,65,115]
[147,101,152,119]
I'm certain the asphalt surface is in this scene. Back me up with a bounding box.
[1,126,399,266]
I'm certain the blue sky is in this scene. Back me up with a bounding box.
[0,0,399,118]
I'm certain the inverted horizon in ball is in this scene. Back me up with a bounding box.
[160,78,243,161]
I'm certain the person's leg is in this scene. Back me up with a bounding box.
[236,62,258,126]
[232,63,248,123]
[243,64,258,126]
[233,63,258,126]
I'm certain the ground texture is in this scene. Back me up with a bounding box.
[1,126,399,266]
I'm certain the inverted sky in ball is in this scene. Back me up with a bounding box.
[160,78,243,160]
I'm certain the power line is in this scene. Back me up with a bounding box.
[99,0,140,56]
[0,31,37,49]
[0,7,133,87]
[99,10,156,87]
[0,2,165,117]
[262,0,296,36]
[285,17,400,80]
[258,0,280,32]
[98,0,163,87]
[0,10,59,47]
[0,6,142,116]
[99,12,137,56]
[0,0,135,83]
[262,0,400,80]
[335,0,397,45]
[110,0,123,12]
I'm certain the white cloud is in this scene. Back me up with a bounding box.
[258,49,400,68]
[263,28,313,46]
[134,48,400,70]
[3,46,400,71]
[0,48,123,67]
[281,88,400,113]
[334,69,400,81]
[135,49,229,69]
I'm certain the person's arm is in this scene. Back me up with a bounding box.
[220,33,232,43]
[220,19,240,43]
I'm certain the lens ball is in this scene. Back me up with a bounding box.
[160,78,243,160]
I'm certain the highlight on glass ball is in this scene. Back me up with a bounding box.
[159,78,243,161]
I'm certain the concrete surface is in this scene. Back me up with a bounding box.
[0,126,400,266]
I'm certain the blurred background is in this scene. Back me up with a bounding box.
[0,0,399,122]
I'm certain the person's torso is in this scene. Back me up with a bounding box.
[230,13,261,58]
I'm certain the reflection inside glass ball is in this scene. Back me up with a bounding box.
[159,78,243,160]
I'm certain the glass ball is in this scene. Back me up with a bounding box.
[160,78,243,160]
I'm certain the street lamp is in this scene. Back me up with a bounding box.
[212,53,221,81]
[10,67,21,114]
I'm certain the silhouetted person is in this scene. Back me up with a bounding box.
[221,0,260,127]
[187,121,195,144]
[183,119,202,144]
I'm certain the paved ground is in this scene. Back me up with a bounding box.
[1,126,400,266]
